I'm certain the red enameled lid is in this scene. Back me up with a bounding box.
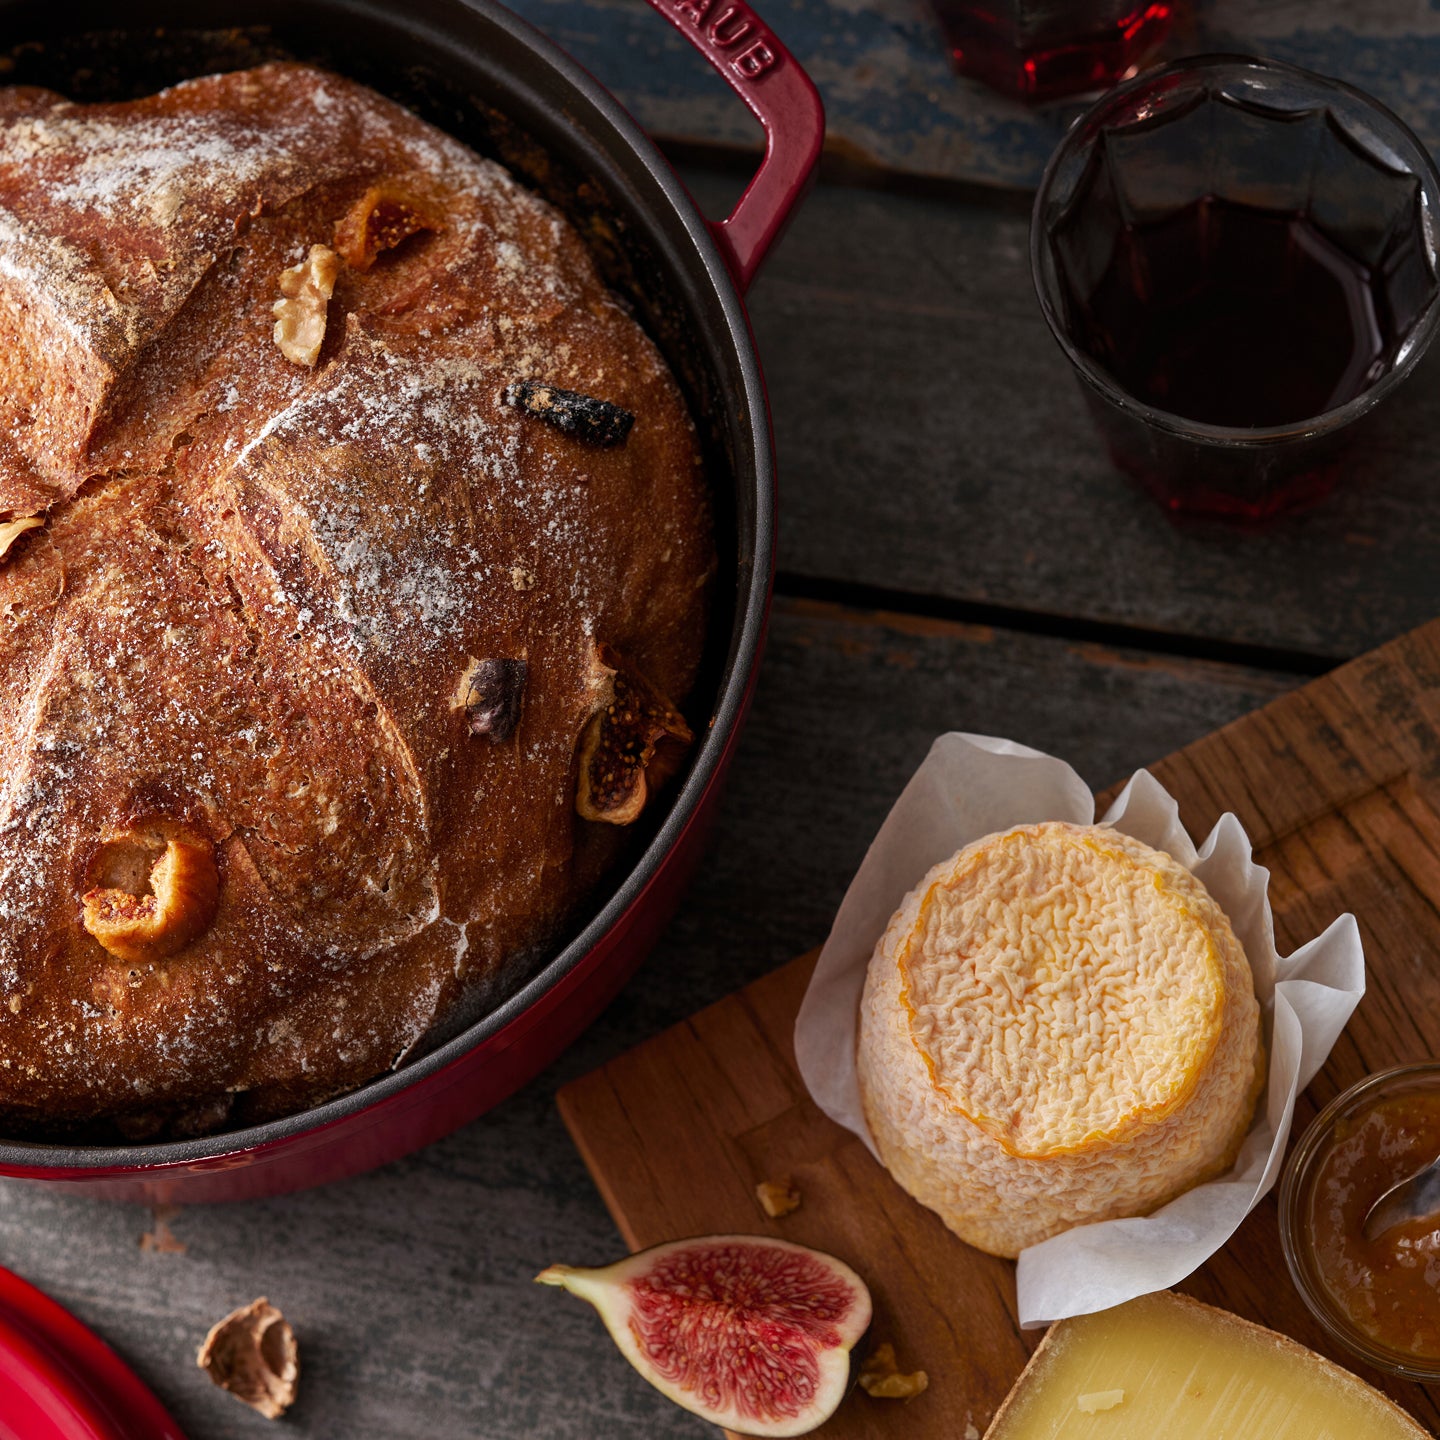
[0,1267,185,1440]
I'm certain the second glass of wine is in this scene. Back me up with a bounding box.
[932,0,1177,103]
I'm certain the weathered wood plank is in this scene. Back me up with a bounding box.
[558,617,1440,1439]
[507,0,1440,189]
[691,167,1440,660]
[0,601,1292,1439]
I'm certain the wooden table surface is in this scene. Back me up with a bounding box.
[3,10,1438,1438]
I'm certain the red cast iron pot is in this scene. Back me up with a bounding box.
[0,0,822,1201]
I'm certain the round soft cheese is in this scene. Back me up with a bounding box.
[856,821,1263,1257]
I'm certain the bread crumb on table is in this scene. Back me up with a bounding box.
[138,1204,187,1254]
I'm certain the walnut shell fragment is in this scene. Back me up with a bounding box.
[0,515,42,564]
[458,657,527,742]
[334,180,443,271]
[81,820,220,963]
[197,1297,298,1420]
[858,1342,929,1400]
[272,243,340,366]
[575,646,692,825]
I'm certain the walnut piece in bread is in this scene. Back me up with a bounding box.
[272,242,340,366]
[0,64,712,1136]
[0,515,41,564]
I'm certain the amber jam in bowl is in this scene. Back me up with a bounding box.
[1280,1064,1440,1381]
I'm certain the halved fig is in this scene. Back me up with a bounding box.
[537,1235,872,1437]
[575,645,693,825]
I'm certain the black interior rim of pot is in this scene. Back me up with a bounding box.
[0,0,773,1167]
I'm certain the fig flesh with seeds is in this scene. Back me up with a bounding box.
[574,644,693,826]
[537,1234,872,1437]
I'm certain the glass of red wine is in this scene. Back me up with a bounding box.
[932,0,1177,102]
[1031,55,1440,519]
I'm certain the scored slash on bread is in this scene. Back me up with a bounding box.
[0,63,712,1137]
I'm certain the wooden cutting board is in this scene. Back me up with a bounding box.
[557,617,1440,1439]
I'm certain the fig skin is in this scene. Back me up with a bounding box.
[537,1234,873,1437]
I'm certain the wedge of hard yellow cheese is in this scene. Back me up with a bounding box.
[985,1291,1429,1439]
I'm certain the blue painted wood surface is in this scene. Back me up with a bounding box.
[503,0,1440,188]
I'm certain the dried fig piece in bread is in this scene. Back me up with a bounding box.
[81,819,220,963]
[334,179,443,272]
[504,380,635,447]
[575,645,692,826]
[454,657,527,742]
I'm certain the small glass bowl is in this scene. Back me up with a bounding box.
[1279,1063,1440,1382]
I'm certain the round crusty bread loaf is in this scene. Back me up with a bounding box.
[856,821,1263,1257]
[0,64,713,1136]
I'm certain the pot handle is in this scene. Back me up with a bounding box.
[641,0,824,292]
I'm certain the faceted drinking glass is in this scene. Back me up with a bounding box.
[932,0,1177,103]
[1031,55,1440,518]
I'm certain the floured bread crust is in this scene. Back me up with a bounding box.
[0,64,712,1136]
[857,822,1262,1257]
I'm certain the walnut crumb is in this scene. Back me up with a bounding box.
[273,244,340,366]
[197,1297,298,1420]
[0,515,42,564]
[859,1342,929,1400]
[755,1178,801,1218]
[510,566,537,591]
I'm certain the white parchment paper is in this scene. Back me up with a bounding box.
[793,732,1365,1328]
